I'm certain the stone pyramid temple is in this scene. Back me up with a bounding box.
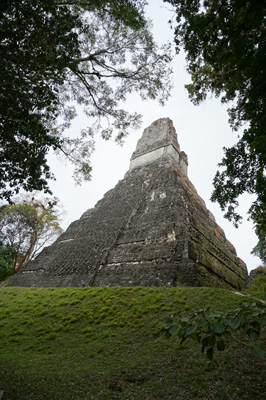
[9,118,248,288]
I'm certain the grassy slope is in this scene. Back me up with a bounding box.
[0,286,265,400]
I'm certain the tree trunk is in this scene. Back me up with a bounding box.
[15,233,37,273]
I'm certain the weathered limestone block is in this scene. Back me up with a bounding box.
[130,118,188,174]
[8,118,248,288]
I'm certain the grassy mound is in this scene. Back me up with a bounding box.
[247,266,266,298]
[0,286,265,400]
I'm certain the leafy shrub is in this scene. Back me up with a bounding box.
[164,301,266,361]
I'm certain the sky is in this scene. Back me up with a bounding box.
[47,0,261,273]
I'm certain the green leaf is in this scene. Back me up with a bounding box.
[164,318,174,330]
[228,319,241,330]
[196,308,209,314]
[251,344,266,360]
[206,313,219,319]
[208,335,216,347]
[217,340,225,351]
[250,321,261,332]
[202,335,216,347]
[169,324,180,336]
[185,324,196,336]
[250,312,260,318]
[210,322,225,334]
[207,347,214,361]
[249,330,259,341]
[180,315,194,323]
[202,337,209,348]
[239,316,247,325]
[196,318,207,327]
[259,316,266,325]
[213,311,224,315]
[223,330,232,340]
[223,318,232,327]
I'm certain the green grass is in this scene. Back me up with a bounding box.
[246,266,266,299]
[0,286,265,400]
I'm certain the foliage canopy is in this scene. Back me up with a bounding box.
[0,195,63,276]
[0,242,16,281]
[0,0,172,201]
[165,0,266,261]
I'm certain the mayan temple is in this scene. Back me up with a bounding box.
[9,118,248,288]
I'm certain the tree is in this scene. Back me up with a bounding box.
[0,196,63,275]
[0,242,17,281]
[0,0,173,201]
[164,0,266,261]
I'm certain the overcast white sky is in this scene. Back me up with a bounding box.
[47,0,261,272]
